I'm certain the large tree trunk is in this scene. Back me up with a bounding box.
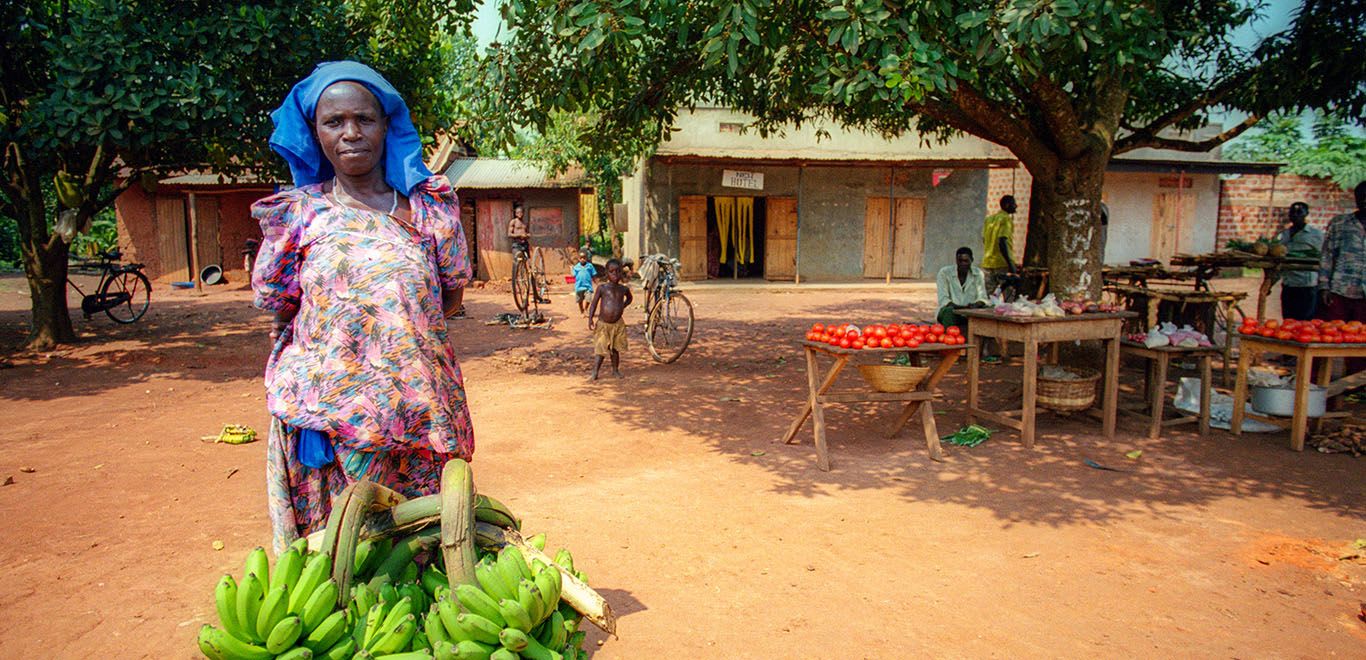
[1029,157,1108,301]
[24,236,76,349]
[1022,178,1048,270]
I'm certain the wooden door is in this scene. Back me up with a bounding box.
[1152,193,1195,264]
[193,196,221,274]
[863,197,890,278]
[765,197,797,280]
[155,196,189,281]
[678,195,708,280]
[477,199,514,280]
[891,197,926,278]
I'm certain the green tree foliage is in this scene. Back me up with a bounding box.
[1225,111,1366,189]
[486,0,1364,294]
[1,0,475,348]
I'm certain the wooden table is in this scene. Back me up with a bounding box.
[960,310,1137,448]
[1105,283,1246,385]
[1118,340,1217,439]
[783,341,967,470]
[1169,252,1318,321]
[1229,335,1366,450]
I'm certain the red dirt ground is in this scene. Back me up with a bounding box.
[1,273,1363,658]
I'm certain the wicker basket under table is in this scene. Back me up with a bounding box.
[1036,366,1101,411]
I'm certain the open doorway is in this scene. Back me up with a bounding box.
[706,195,766,279]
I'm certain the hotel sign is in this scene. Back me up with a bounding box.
[722,169,764,191]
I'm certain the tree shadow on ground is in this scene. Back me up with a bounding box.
[512,292,1364,528]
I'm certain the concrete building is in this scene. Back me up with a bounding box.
[445,158,590,280]
[620,108,1015,282]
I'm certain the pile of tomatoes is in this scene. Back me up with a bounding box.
[1239,317,1366,344]
[804,322,966,349]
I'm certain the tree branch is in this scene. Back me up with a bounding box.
[1119,69,1253,146]
[937,82,1057,173]
[1026,74,1087,158]
[1113,114,1261,154]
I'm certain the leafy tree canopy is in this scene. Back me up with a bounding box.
[1224,111,1366,189]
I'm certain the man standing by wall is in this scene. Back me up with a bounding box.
[1278,201,1323,320]
[1318,181,1366,373]
[981,195,1017,297]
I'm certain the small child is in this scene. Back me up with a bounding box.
[588,259,633,380]
[571,250,595,315]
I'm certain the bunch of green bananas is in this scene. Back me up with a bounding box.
[200,539,353,660]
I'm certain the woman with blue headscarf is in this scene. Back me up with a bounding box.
[251,61,474,552]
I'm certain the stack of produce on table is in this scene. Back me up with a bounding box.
[805,322,966,349]
[1238,318,1366,344]
[992,294,1122,318]
[1128,323,1214,348]
[198,462,603,660]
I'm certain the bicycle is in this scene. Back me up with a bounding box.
[67,249,152,323]
[639,255,694,363]
[511,244,549,319]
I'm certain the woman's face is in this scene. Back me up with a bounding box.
[314,82,387,178]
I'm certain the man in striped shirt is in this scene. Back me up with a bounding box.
[1318,181,1366,373]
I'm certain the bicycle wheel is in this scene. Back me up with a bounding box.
[645,291,694,363]
[102,270,151,323]
[531,248,549,302]
[511,258,529,312]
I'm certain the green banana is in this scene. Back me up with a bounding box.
[398,582,428,615]
[289,537,310,555]
[512,632,563,660]
[433,641,459,660]
[498,627,530,652]
[351,583,375,623]
[198,624,273,660]
[379,597,414,640]
[214,574,247,642]
[317,635,356,660]
[303,610,349,653]
[410,628,429,651]
[244,547,270,588]
[527,533,547,551]
[255,584,289,642]
[436,597,464,642]
[401,561,420,584]
[553,549,574,574]
[452,640,496,660]
[363,602,390,649]
[542,611,566,650]
[379,583,400,605]
[500,547,533,582]
[289,552,333,614]
[489,648,518,660]
[353,539,376,578]
[300,579,338,634]
[453,584,506,627]
[369,614,417,655]
[453,612,503,646]
[424,606,450,646]
[275,647,313,660]
[235,573,265,643]
[374,652,432,660]
[272,548,304,594]
[517,579,547,625]
[473,494,521,530]
[421,565,449,598]
[496,598,534,632]
[533,565,562,614]
[474,558,511,602]
[265,614,304,653]
[372,532,433,587]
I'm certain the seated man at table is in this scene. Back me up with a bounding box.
[937,247,989,336]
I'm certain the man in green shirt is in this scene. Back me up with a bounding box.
[1276,201,1323,320]
[936,247,989,333]
[982,195,1018,297]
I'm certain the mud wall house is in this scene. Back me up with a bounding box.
[114,173,277,284]
[445,158,590,281]
[618,108,1016,282]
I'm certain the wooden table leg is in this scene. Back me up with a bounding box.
[1199,355,1212,438]
[921,400,944,462]
[1022,337,1038,449]
[1290,352,1312,452]
[1148,350,1168,439]
[1103,336,1120,440]
[1230,345,1253,436]
[967,331,981,424]
[889,401,924,439]
[891,349,961,437]
[783,349,848,444]
[1313,355,1331,435]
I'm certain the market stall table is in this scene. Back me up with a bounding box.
[1229,335,1366,450]
[960,309,1138,448]
[1118,340,1217,439]
[1105,283,1245,384]
[1169,251,1318,321]
[783,341,968,470]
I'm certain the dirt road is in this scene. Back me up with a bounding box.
[1,274,1362,658]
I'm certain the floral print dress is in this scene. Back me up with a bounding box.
[251,175,474,552]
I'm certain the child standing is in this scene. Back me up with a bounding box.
[571,250,595,315]
[588,259,633,380]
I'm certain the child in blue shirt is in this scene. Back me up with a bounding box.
[571,250,596,315]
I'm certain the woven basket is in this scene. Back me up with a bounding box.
[858,364,930,393]
[1037,366,1101,411]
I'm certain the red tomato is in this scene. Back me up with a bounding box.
[931,323,945,334]
[839,338,852,348]
[846,330,860,340]
[1239,326,1256,335]
[946,326,962,336]
[1258,327,1276,337]
[929,334,943,344]
[880,337,893,348]
[812,323,825,333]
[892,336,907,347]
[886,324,901,334]
[875,327,888,339]
[1275,330,1294,340]
[1311,319,1324,326]
[1296,333,1314,344]
[906,338,922,348]
[899,328,913,340]
[852,339,865,350]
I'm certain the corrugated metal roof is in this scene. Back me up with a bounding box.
[158,171,276,187]
[445,159,586,189]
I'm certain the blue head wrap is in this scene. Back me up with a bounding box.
[268,61,432,195]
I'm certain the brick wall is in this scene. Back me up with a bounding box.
[986,165,1032,261]
[1216,173,1355,246]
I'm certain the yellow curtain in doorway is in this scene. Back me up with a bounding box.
[579,192,599,236]
[715,196,735,263]
[736,197,754,264]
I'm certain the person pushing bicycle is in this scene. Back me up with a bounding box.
[508,202,530,259]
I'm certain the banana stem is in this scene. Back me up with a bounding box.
[503,528,617,636]
[439,460,480,588]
